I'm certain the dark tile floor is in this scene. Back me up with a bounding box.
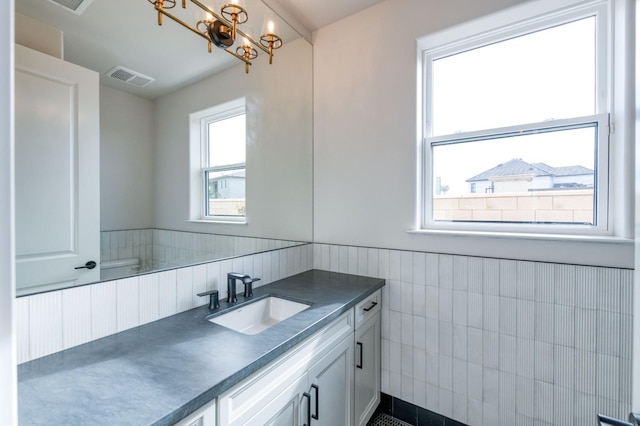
[368,412,413,426]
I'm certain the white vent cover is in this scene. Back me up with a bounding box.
[45,0,94,15]
[106,66,154,88]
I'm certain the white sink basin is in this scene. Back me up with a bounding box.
[208,296,310,335]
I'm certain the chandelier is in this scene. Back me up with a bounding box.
[148,0,283,74]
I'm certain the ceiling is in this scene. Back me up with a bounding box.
[15,0,384,99]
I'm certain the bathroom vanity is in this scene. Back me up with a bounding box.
[18,270,383,425]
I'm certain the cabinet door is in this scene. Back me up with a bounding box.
[307,335,354,426]
[174,398,216,426]
[354,311,381,426]
[243,373,309,426]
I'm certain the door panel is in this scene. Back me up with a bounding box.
[307,335,354,426]
[354,312,381,426]
[244,373,308,426]
[15,45,100,294]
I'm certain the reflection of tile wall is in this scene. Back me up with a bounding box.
[16,243,313,363]
[313,244,633,426]
[151,229,300,270]
[100,229,153,269]
[100,228,302,271]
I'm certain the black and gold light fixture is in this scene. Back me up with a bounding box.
[148,0,282,73]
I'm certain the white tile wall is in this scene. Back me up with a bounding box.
[313,243,633,426]
[100,228,304,272]
[16,244,313,363]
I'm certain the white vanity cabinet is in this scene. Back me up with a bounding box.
[354,290,381,426]
[217,311,354,426]
[175,399,217,426]
[213,288,382,426]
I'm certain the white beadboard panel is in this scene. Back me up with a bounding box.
[452,256,468,291]
[499,260,517,298]
[253,254,263,286]
[389,250,401,281]
[139,273,160,325]
[157,270,177,319]
[18,245,313,364]
[61,286,92,349]
[241,256,254,285]
[412,252,426,286]
[29,291,64,360]
[338,245,349,274]
[499,297,516,336]
[537,343,556,387]
[515,261,535,301]
[482,258,500,296]
[534,262,555,303]
[575,266,599,310]
[194,265,211,309]
[438,255,453,289]
[175,267,194,312]
[554,264,576,307]
[15,296,30,364]
[619,269,633,315]
[270,251,281,282]
[516,299,535,340]
[116,277,140,332]
[91,281,117,340]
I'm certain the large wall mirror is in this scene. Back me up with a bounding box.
[15,0,313,296]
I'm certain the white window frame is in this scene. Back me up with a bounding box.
[189,97,247,224]
[417,0,625,238]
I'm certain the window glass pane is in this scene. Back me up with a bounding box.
[206,168,245,217]
[431,17,595,136]
[431,126,596,224]
[207,113,246,167]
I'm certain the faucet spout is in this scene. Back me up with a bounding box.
[227,273,261,302]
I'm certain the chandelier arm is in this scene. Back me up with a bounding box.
[154,5,211,41]
[224,48,252,65]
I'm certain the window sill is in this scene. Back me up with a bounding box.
[186,219,247,225]
[407,229,633,268]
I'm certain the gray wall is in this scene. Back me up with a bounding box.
[312,0,632,268]
[100,85,154,231]
[312,0,635,424]
[153,38,313,242]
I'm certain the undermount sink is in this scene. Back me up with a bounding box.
[208,296,310,335]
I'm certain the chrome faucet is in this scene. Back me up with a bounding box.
[227,272,261,303]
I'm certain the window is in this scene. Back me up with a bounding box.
[420,1,612,236]
[189,98,247,223]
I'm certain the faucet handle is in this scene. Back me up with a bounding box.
[197,289,220,310]
[242,278,260,298]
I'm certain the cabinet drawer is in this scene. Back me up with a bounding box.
[218,310,354,425]
[355,289,381,329]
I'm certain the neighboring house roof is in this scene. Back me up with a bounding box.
[467,159,593,182]
[208,170,246,181]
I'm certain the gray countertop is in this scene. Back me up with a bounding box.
[18,269,385,425]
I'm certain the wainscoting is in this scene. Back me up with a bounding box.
[313,243,633,425]
[16,243,312,363]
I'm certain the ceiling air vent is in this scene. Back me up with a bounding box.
[106,66,154,88]
[46,0,94,15]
